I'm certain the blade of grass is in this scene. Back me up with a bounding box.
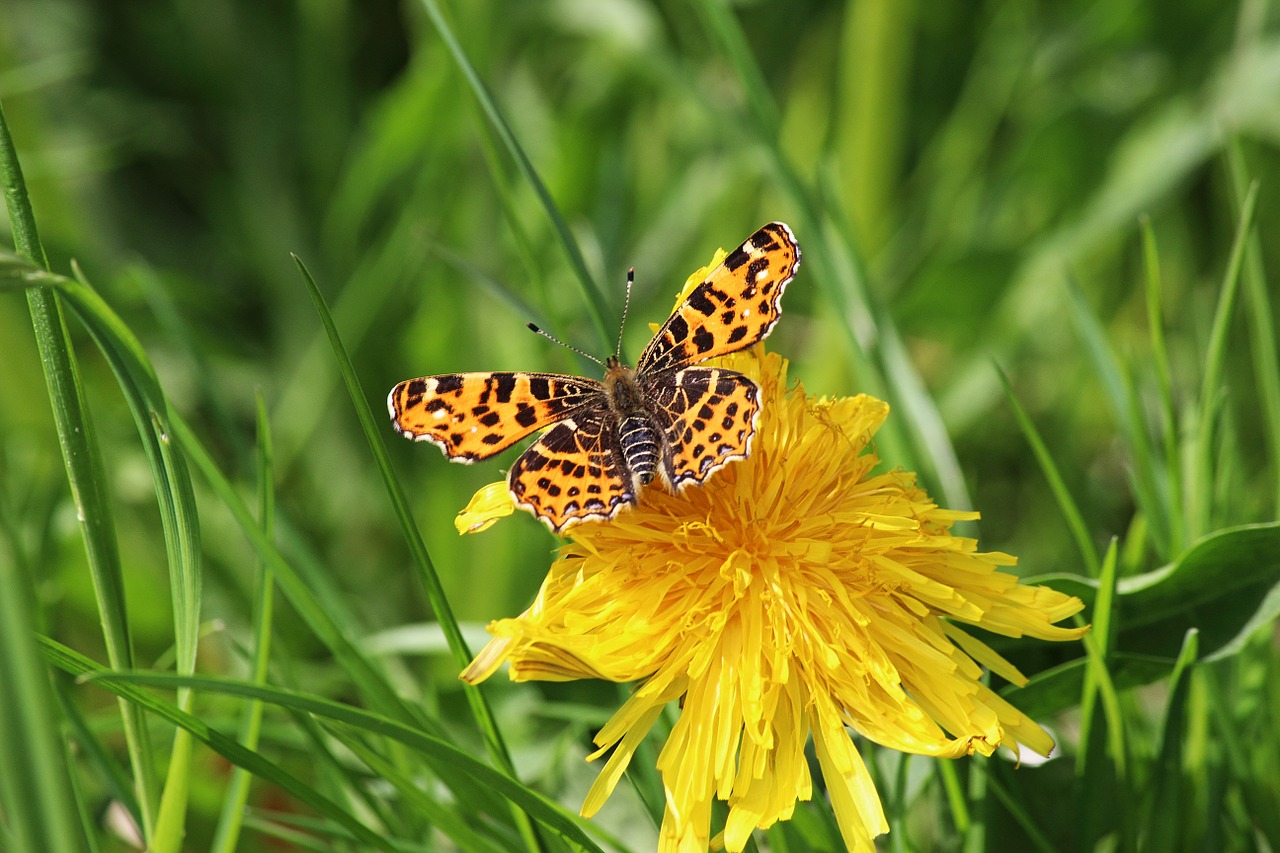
[145,401,200,853]
[0,520,87,853]
[291,254,544,850]
[42,640,400,853]
[210,391,277,853]
[1074,540,1129,850]
[1142,629,1199,852]
[1188,179,1258,538]
[79,668,611,853]
[1067,281,1171,558]
[1140,215,1185,554]
[0,99,159,838]
[1225,144,1280,516]
[0,245,206,853]
[936,759,970,836]
[322,722,517,853]
[995,363,1101,577]
[689,0,970,510]
[418,0,613,351]
[0,253,507,815]
[977,763,1057,853]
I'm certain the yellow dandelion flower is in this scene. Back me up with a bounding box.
[462,347,1088,852]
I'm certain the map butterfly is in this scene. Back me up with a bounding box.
[389,222,800,533]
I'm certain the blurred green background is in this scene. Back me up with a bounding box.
[2,0,1278,850]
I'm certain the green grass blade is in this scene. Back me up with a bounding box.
[164,407,419,725]
[1189,180,1258,537]
[1075,540,1128,847]
[417,0,613,351]
[689,0,970,509]
[977,765,1057,853]
[323,722,516,853]
[165,384,511,819]
[1075,537,1126,778]
[291,255,544,848]
[996,364,1100,576]
[0,535,87,853]
[1140,215,1185,554]
[0,246,206,852]
[81,669,610,853]
[1142,629,1199,852]
[1226,144,1280,516]
[1067,281,1171,557]
[42,640,400,853]
[0,100,159,838]
[22,251,205,853]
[210,391,277,853]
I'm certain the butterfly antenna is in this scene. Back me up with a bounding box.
[615,267,634,361]
[526,323,606,366]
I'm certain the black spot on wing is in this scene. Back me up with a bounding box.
[514,403,539,427]
[688,288,716,316]
[493,374,517,402]
[434,375,463,395]
[724,247,750,271]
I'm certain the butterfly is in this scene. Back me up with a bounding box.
[388,221,800,533]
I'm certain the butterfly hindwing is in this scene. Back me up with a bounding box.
[638,222,800,374]
[508,409,635,531]
[388,372,603,462]
[645,367,761,489]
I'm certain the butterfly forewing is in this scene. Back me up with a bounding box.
[638,222,800,374]
[388,372,603,461]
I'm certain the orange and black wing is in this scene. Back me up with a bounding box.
[645,366,761,489]
[638,222,799,374]
[508,409,636,533]
[388,372,603,462]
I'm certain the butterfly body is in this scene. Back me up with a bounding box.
[602,358,662,489]
[390,222,801,533]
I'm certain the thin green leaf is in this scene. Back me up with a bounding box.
[1140,215,1185,553]
[1077,540,1126,778]
[42,639,401,853]
[81,669,609,853]
[291,253,542,849]
[995,363,1100,576]
[1189,180,1259,537]
[0,533,87,853]
[211,391,277,853]
[0,100,159,838]
[0,251,205,852]
[1142,629,1199,852]
[1226,143,1280,516]
[1067,281,1171,557]
[417,0,613,350]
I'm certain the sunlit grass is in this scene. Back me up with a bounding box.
[2,1,1278,850]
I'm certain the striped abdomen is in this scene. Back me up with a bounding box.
[618,415,660,486]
